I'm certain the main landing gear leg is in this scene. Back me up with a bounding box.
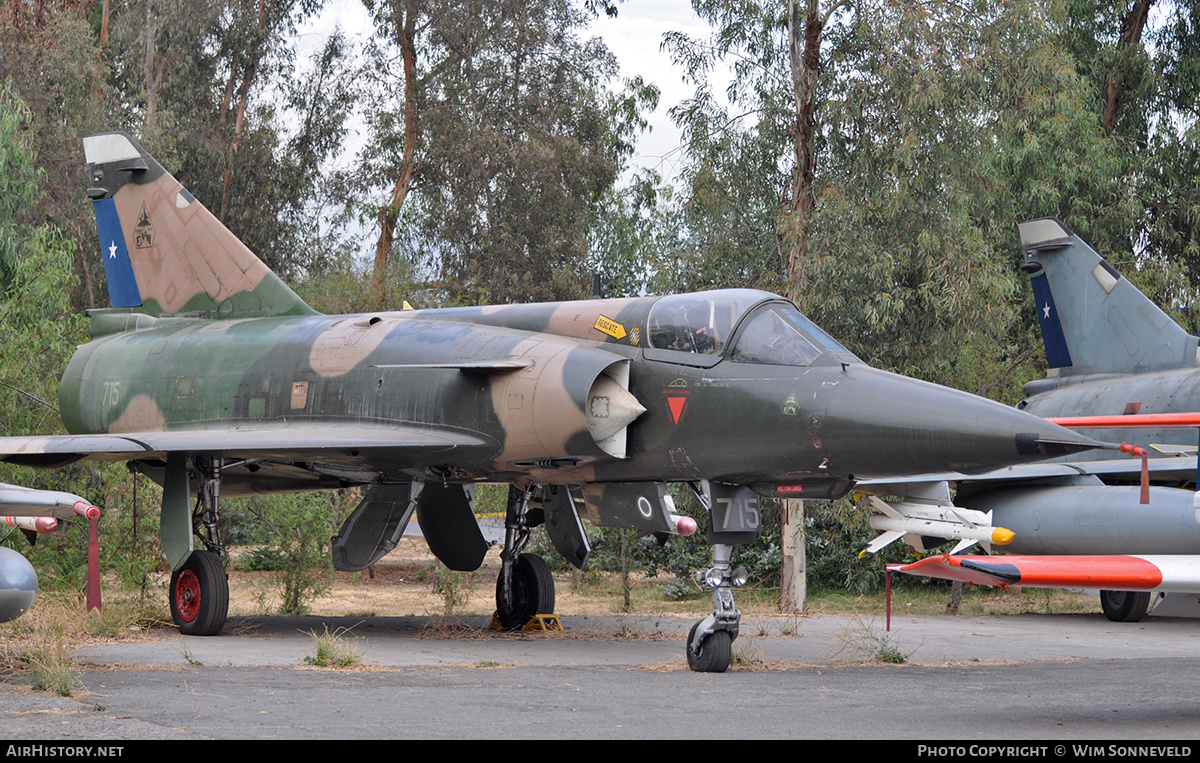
[687,543,741,673]
[495,485,555,629]
[170,457,230,636]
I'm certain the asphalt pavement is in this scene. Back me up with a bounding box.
[3,610,1200,740]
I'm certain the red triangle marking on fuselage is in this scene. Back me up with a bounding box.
[667,396,687,425]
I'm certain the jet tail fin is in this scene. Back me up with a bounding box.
[1020,218,1196,378]
[83,131,316,318]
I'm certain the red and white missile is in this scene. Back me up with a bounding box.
[889,553,1200,592]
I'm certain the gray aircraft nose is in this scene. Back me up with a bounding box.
[819,365,1102,478]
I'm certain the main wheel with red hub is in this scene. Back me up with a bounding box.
[170,550,229,636]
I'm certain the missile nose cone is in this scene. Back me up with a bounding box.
[822,365,1103,477]
[673,515,698,536]
[991,527,1016,546]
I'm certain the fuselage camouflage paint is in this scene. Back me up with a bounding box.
[1,133,1104,504]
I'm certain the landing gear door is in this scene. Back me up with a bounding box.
[704,481,761,545]
[331,482,422,572]
[540,485,591,570]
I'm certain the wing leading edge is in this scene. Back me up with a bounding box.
[0,423,498,470]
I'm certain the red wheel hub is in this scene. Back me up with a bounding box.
[174,569,201,623]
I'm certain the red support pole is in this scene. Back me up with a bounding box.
[886,568,892,632]
[74,501,102,613]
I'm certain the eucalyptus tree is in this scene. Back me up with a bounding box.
[360,0,641,304]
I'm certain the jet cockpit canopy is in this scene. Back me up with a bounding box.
[647,289,856,366]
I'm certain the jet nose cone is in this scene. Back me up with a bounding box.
[822,366,1102,477]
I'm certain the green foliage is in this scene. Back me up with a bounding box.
[240,547,287,572]
[294,259,424,314]
[588,170,682,298]
[0,82,44,287]
[656,577,697,601]
[24,619,80,696]
[806,499,893,595]
[4,603,81,697]
[835,615,911,664]
[470,484,508,518]
[0,226,85,435]
[0,8,109,299]
[417,562,477,616]
[227,492,352,615]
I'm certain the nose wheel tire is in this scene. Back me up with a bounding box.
[170,550,229,636]
[687,621,732,673]
[496,552,555,629]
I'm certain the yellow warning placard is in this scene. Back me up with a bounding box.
[593,315,627,340]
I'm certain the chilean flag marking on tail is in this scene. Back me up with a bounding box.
[92,197,142,308]
[1029,273,1072,369]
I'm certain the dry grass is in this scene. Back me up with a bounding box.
[806,584,1100,618]
[303,625,364,667]
[0,590,170,694]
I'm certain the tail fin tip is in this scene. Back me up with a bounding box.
[1019,218,1196,378]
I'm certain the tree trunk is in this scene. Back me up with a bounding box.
[778,0,834,615]
[221,0,279,222]
[373,0,421,287]
[143,0,157,127]
[779,499,807,613]
[783,0,822,303]
[1102,0,1154,131]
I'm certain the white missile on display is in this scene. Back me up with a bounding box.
[1,516,56,533]
[861,495,1015,556]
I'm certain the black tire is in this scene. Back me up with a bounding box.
[1100,589,1152,623]
[686,621,732,673]
[495,553,555,629]
[169,550,229,636]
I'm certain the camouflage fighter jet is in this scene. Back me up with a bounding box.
[0,134,1107,672]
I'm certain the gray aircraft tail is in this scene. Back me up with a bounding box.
[1019,218,1197,380]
